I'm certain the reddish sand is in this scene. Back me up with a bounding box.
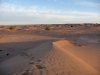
[0,25,100,75]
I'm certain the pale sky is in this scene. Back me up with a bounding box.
[0,0,100,25]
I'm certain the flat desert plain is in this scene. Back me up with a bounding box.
[0,24,100,75]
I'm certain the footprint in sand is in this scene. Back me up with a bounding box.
[29,61,34,64]
[35,64,46,69]
[35,64,47,75]
[37,59,41,62]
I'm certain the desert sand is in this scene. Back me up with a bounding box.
[0,24,100,75]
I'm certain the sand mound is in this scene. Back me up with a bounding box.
[0,40,99,75]
[52,40,99,75]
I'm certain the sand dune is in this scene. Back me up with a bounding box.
[53,40,99,74]
[0,40,99,75]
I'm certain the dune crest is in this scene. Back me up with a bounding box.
[53,40,99,74]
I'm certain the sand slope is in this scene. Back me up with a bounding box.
[0,40,99,75]
[0,41,52,75]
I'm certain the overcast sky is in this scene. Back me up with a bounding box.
[0,0,100,25]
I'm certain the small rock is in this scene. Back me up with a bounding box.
[6,53,10,56]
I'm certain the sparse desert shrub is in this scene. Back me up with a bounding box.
[8,26,16,30]
[70,25,73,27]
[45,27,50,31]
